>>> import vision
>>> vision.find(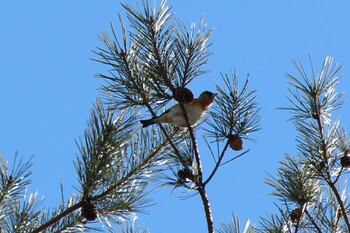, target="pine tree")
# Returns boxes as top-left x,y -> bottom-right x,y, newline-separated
214,56 -> 349,233
0,1 -> 260,232
260,55 -> 350,233
2,1 -> 348,233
